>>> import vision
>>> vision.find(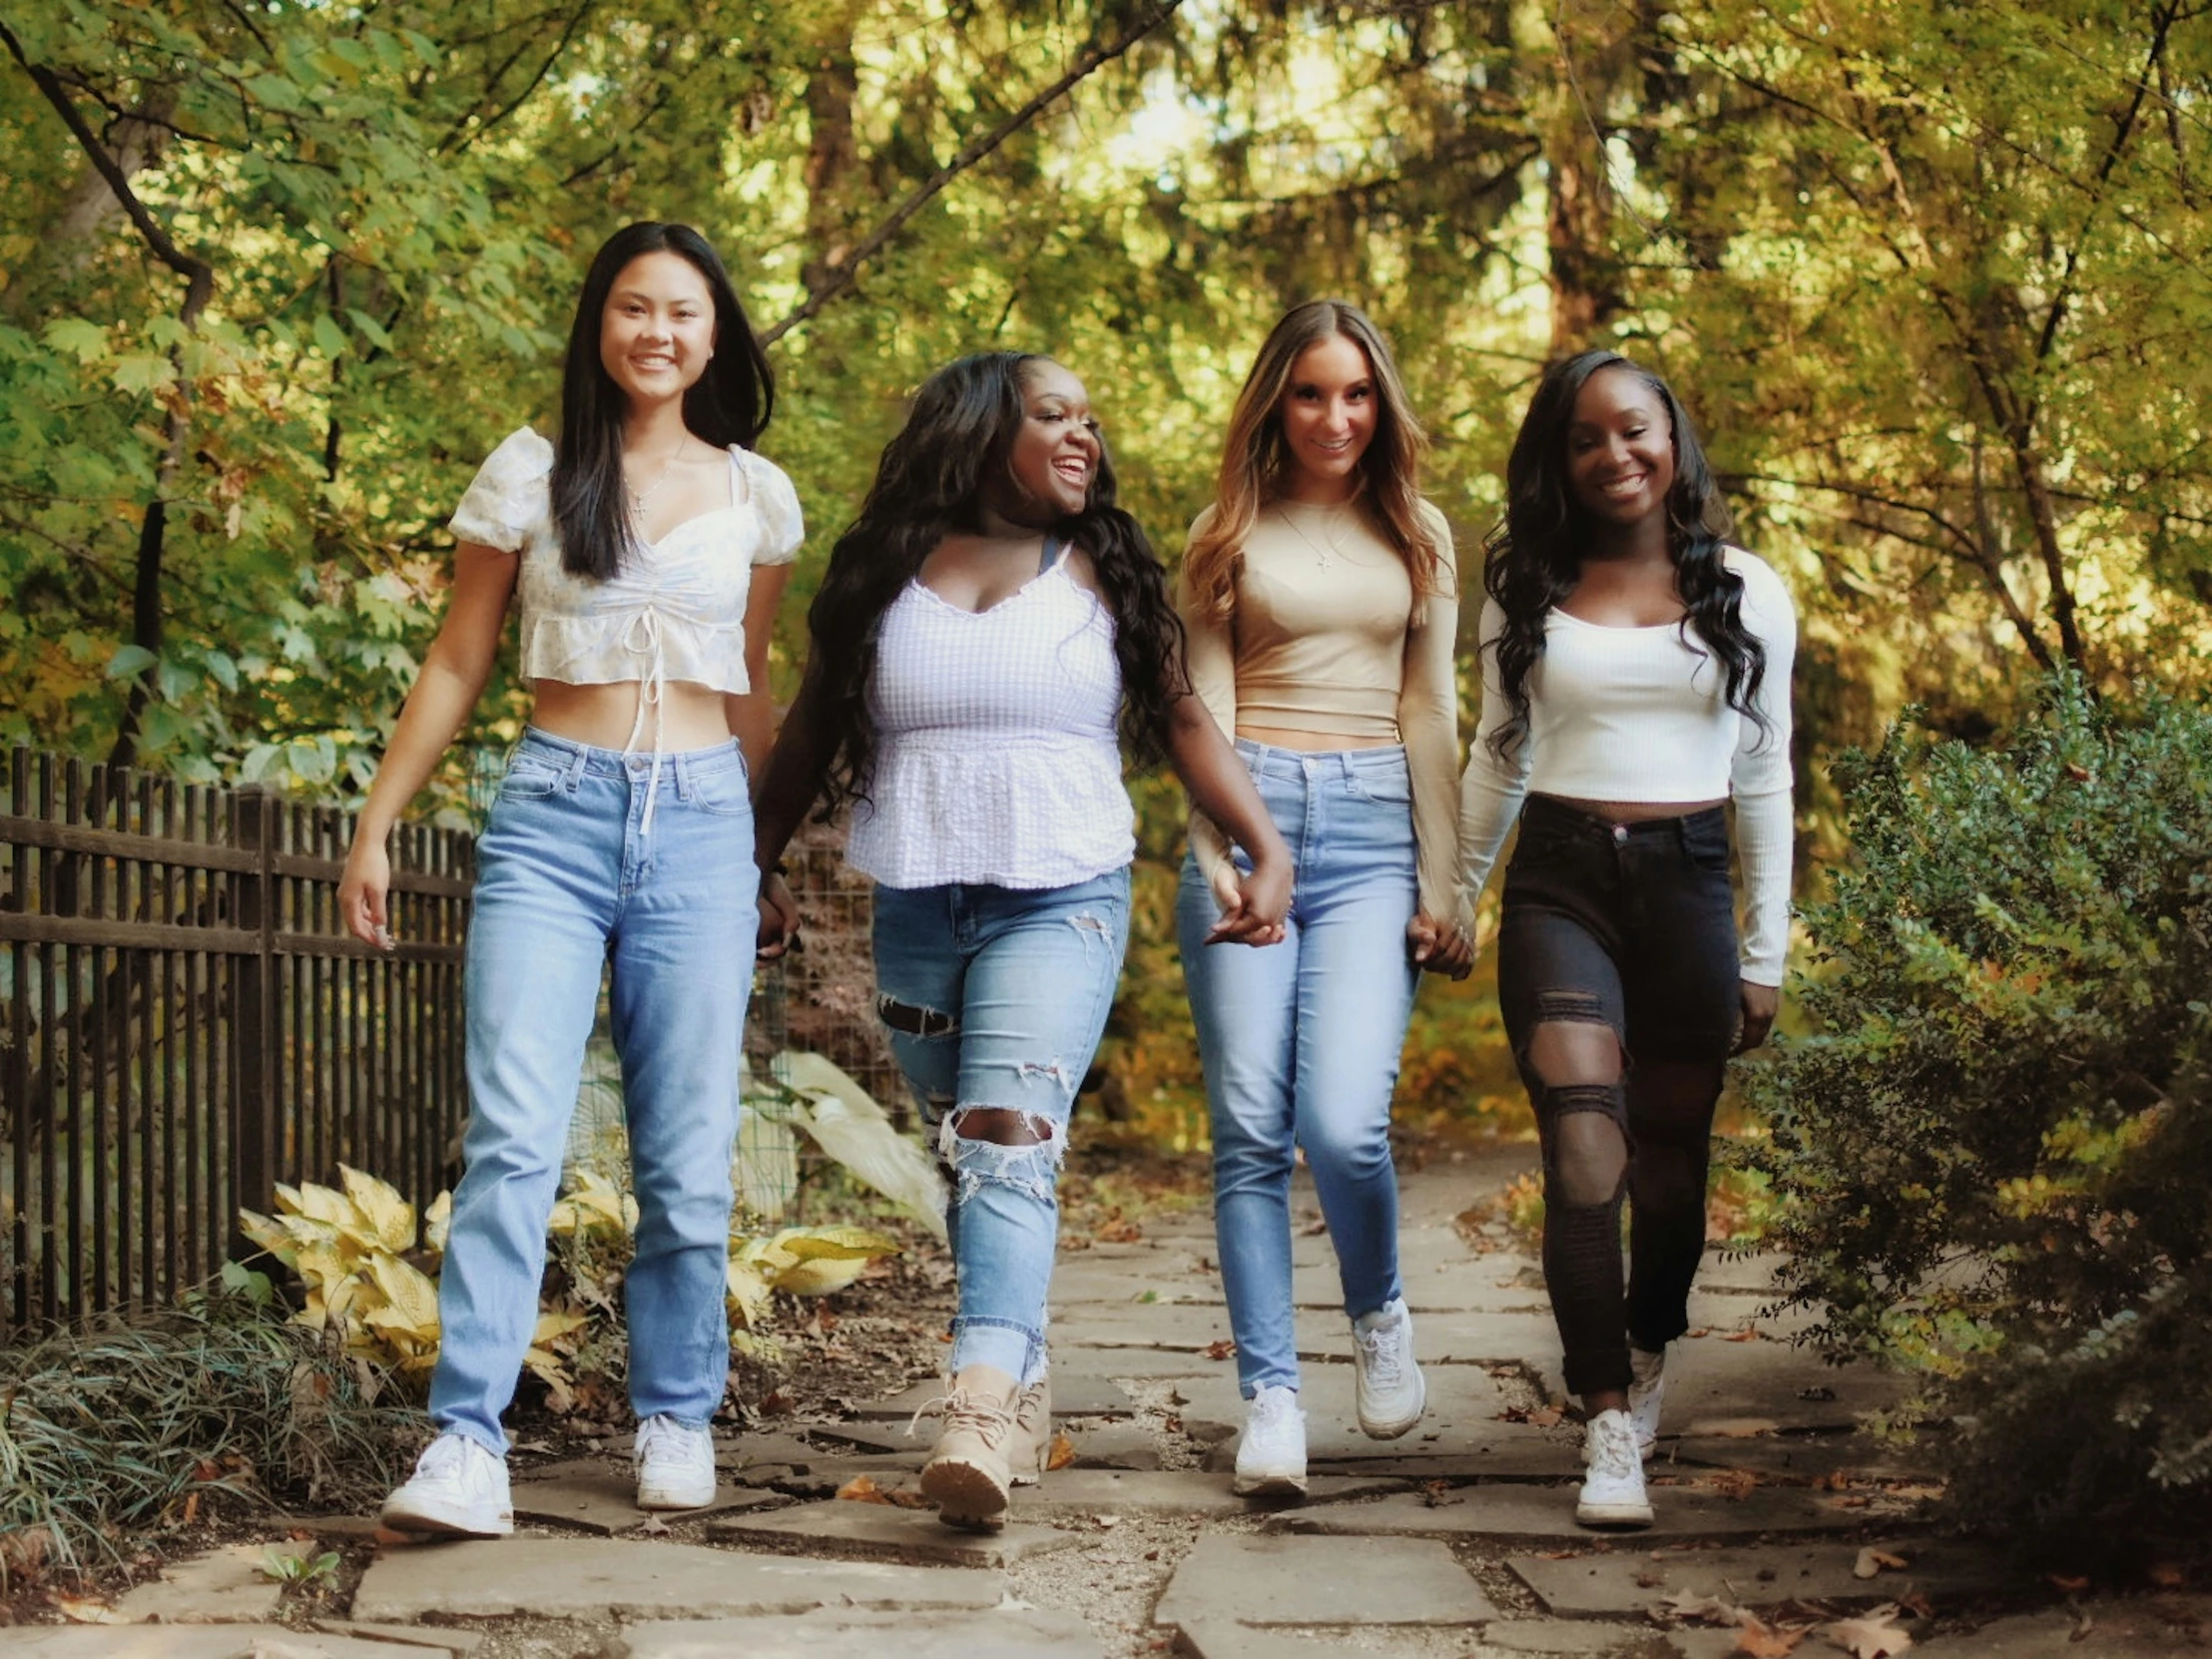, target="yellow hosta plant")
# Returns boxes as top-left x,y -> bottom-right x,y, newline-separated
239,1166 -> 439,1376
